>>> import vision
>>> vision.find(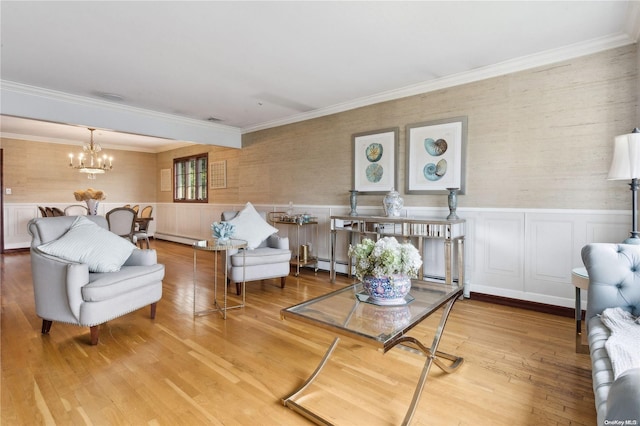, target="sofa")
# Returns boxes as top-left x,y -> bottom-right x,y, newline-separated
581,243 -> 640,425
221,202 -> 291,295
28,215 -> 164,345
